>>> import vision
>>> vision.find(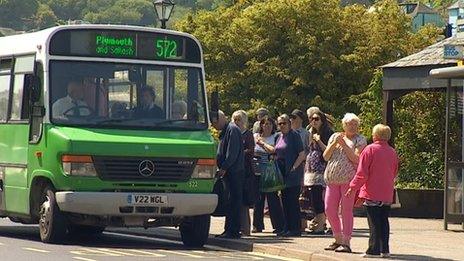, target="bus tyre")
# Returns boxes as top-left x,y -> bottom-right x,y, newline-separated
180,215 -> 210,247
39,186 -> 68,243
